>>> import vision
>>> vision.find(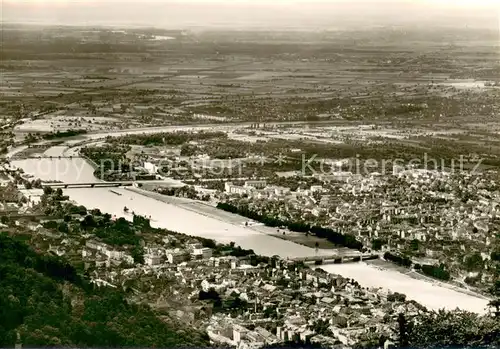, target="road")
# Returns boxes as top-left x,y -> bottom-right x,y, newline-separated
85,118 -> 358,137
5,116 -> 364,161
182,177 -> 268,183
